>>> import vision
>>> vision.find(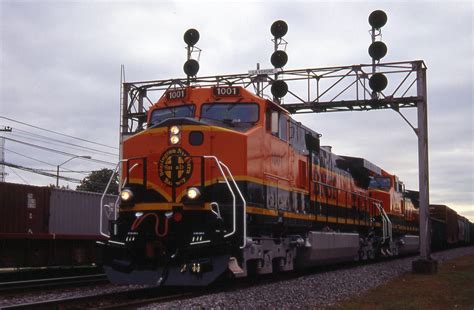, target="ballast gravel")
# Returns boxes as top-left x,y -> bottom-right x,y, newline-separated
142,246 -> 474,309
0,282 -> 146,308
